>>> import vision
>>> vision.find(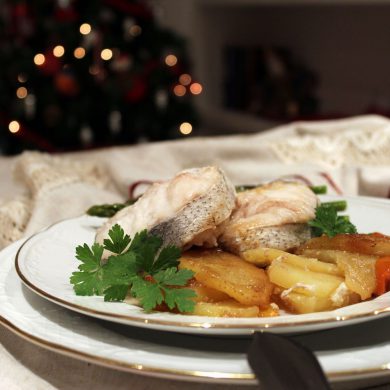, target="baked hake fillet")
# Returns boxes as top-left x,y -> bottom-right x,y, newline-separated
219,181 -> 318,254
96,166 -> 236,254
